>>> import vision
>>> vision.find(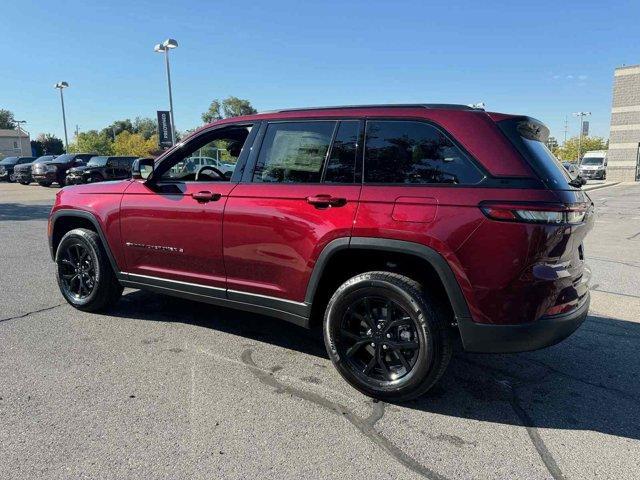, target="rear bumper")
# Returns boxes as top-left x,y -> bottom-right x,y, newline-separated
458,293 -> 589,353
